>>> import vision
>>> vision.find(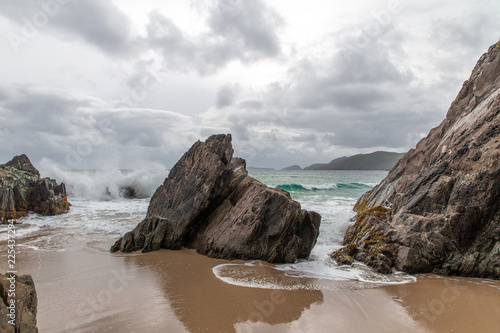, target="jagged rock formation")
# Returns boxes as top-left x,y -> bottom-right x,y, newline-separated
0,154 -> 70,222
112,134 -> 321,263
0,273 -> 38,333
332,41 -> 500,279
